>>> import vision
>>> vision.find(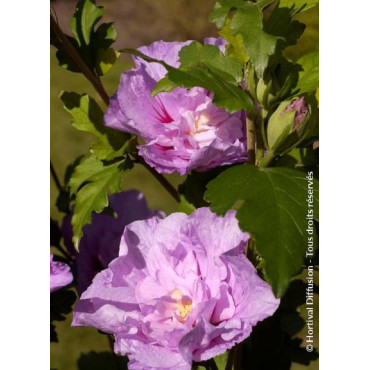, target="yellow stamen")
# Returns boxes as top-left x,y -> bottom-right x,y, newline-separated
176,299 -> 192,322
195,114 -> 210,129
170,289 -> 193,322
171,289 -> 183,300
